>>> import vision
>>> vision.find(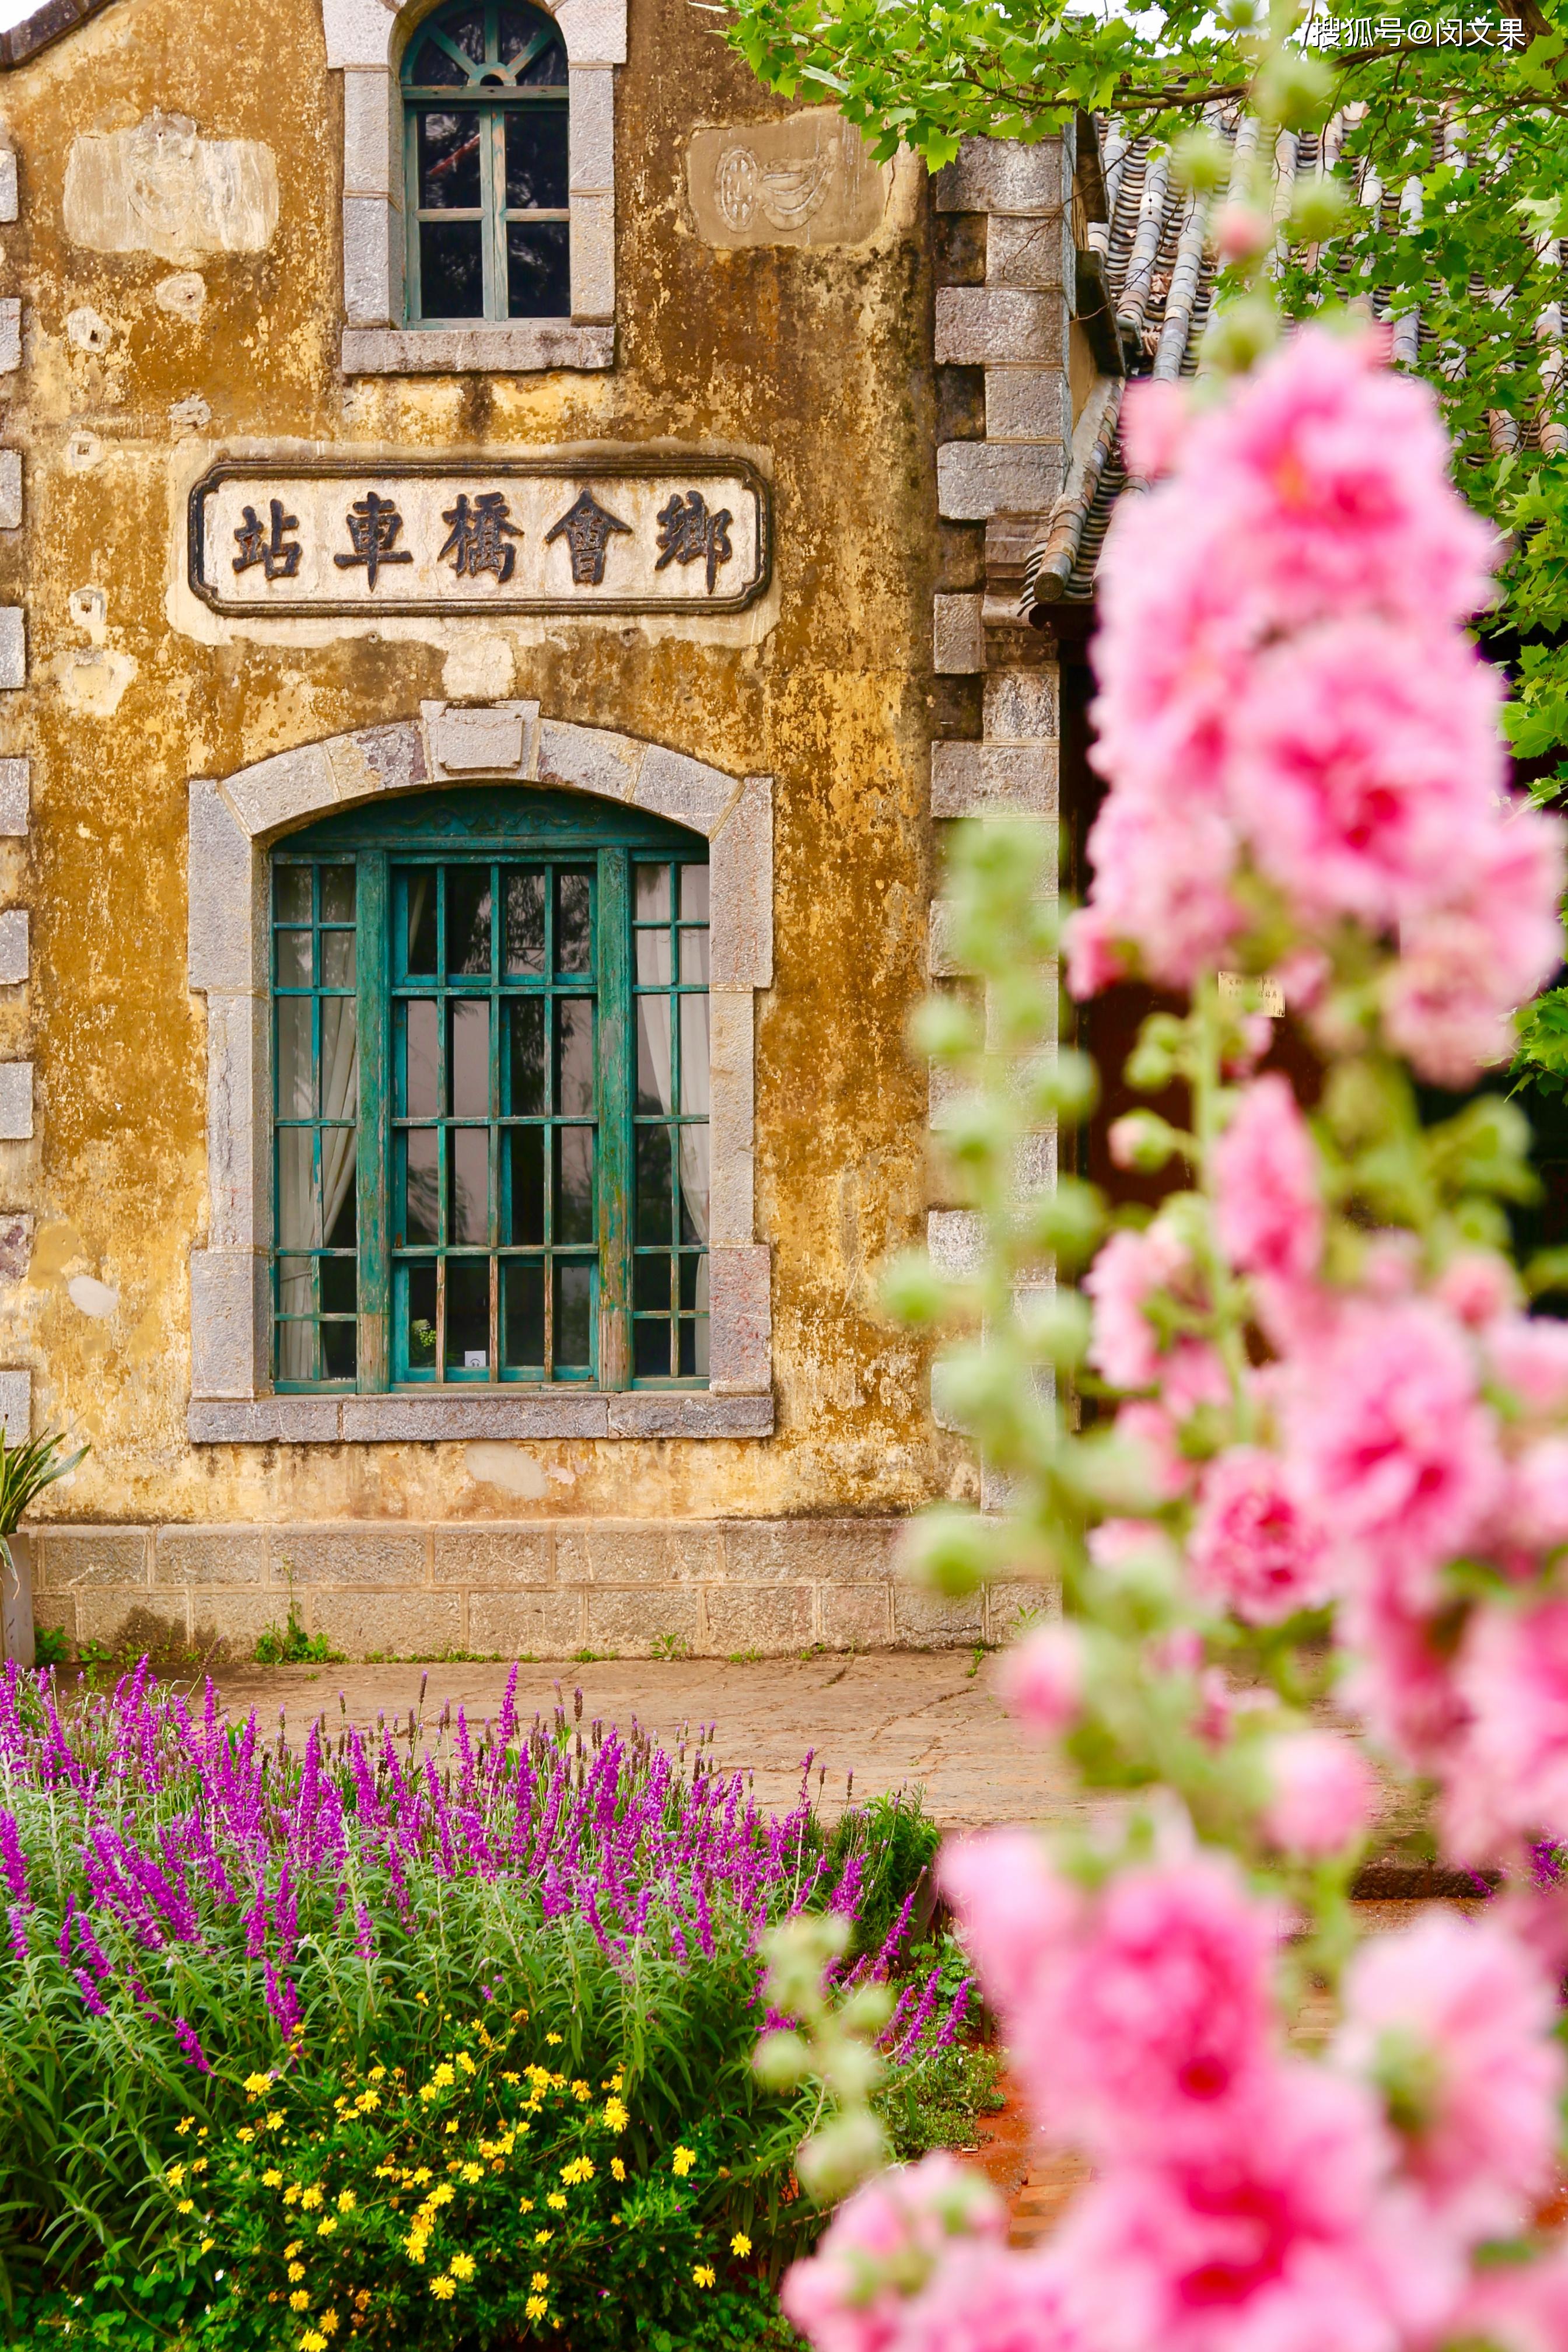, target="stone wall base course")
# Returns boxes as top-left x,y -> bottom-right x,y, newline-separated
586,1587 -> 701,1654
893,1588 -> 986,1646
74,1590 -> 188,1646
723,1518 -> 898,1583
555,1526 -> 725,1584
469,1592 -> 586,1653
704,1585 -> 811,1653
433,1528 -> 555,1586
310,1592 -> 464,1654
821,1586 -> 894,1647
35,1528 -> 150,1591
268,1528 -> 427,1586
156,1529 -> 271,1586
